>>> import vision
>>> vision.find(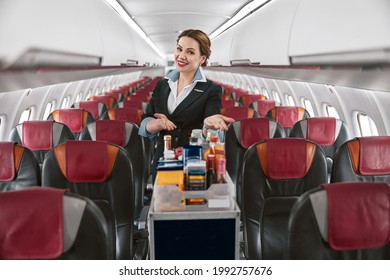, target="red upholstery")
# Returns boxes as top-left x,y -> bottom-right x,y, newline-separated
221,107 -> 256,120
0,187 -> 66,259
358,137 -> 390,175
96,120 -> 125,147
240,118 -> 270,149
239,94 -> 266,106
79,101 -> 100,119
107,108 -> 142,126
89,96 -> 117,109
0,142 -> 16,181
266,138 -> 308,179
65,140 -> 109,182
59,109 -> 84,133
123,100 -> 143,110
22,121 -> 53,150
307,117 -> 336,146
324,182 -> 390,250
253,100 -> 275,117
274,107 -> 299,128
221,100 -> 235,109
